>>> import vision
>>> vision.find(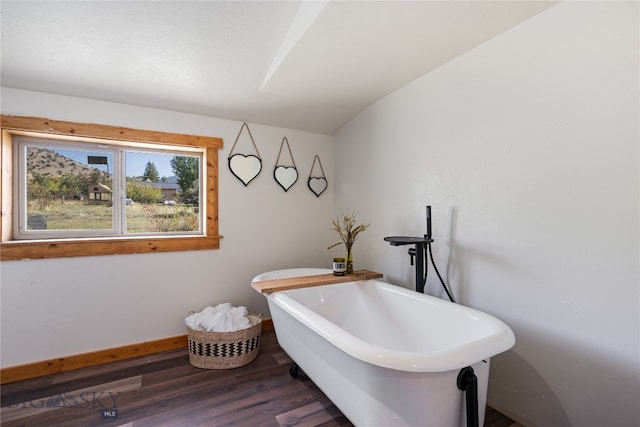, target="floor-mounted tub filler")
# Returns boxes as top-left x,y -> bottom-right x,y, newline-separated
252,268 -> 515,427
